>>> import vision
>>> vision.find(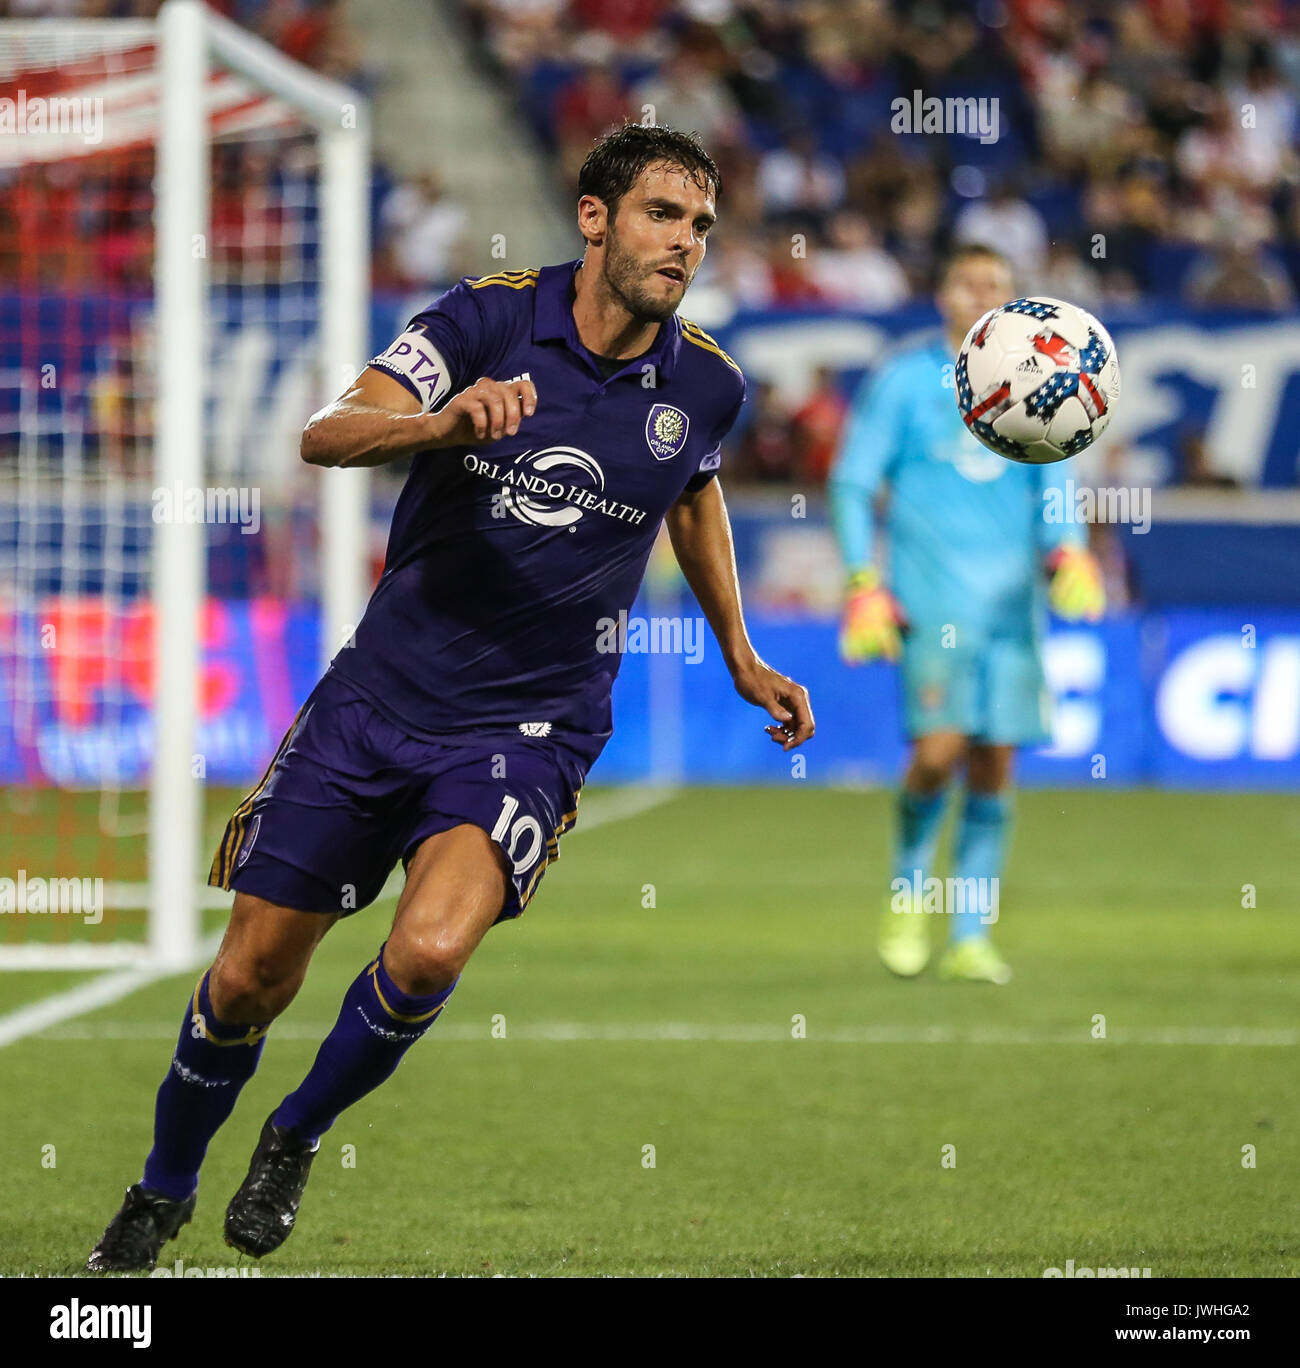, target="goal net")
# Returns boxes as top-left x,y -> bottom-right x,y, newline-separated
0,0 -> 369,969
